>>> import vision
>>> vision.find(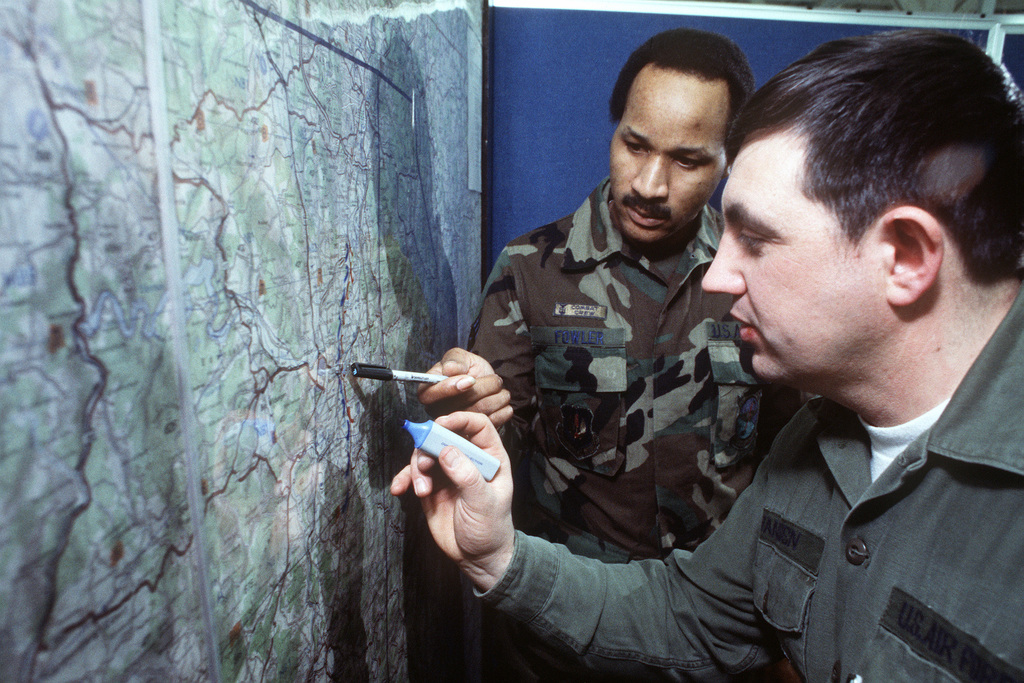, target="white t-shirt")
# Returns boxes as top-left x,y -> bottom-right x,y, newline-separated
859,399 -> 950,482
